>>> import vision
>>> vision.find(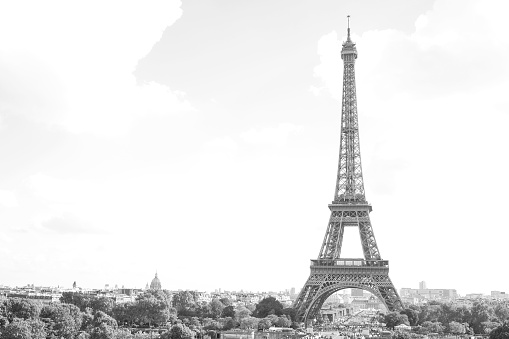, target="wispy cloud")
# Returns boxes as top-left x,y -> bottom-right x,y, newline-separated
240,123 -> 302,147
0,190 -> 18,208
